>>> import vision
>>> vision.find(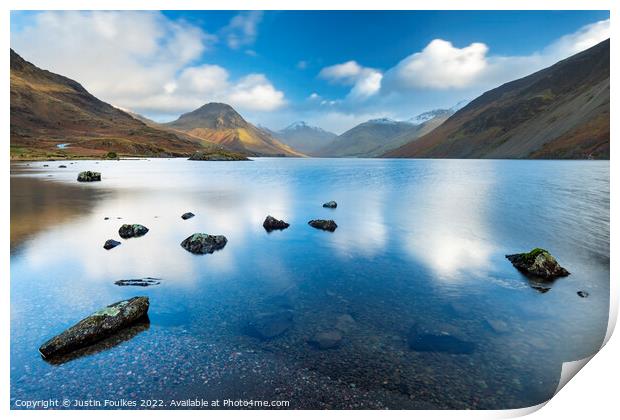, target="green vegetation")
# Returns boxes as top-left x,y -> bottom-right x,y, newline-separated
522,248 -> 549,262
106,151 -> 118,159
